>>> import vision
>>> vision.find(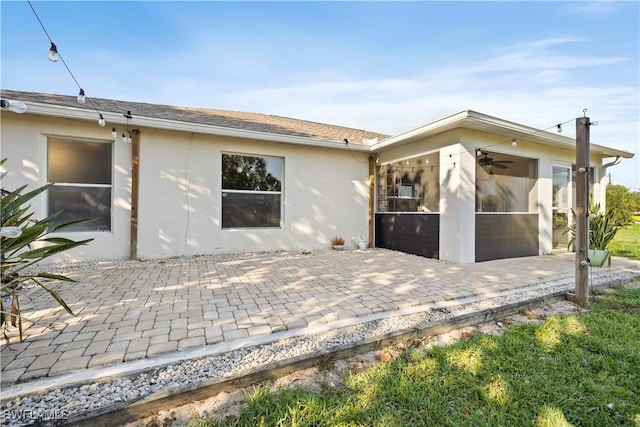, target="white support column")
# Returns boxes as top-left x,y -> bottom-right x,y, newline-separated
439,144 -> 476,263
